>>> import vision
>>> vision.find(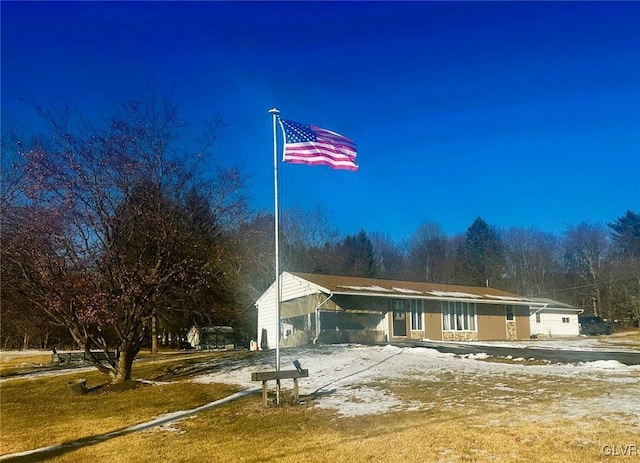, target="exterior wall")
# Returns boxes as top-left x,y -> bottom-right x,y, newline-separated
442,331 -> 478,341
257,293 -> 278,349
424,300 -> 442,341
256,273 -> 327,349
514,305 -> 531,340
477,304 -> 507,341
530,310 -> 580,337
